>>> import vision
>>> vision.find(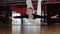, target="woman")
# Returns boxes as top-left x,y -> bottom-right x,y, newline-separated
14,7 -> 46,25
